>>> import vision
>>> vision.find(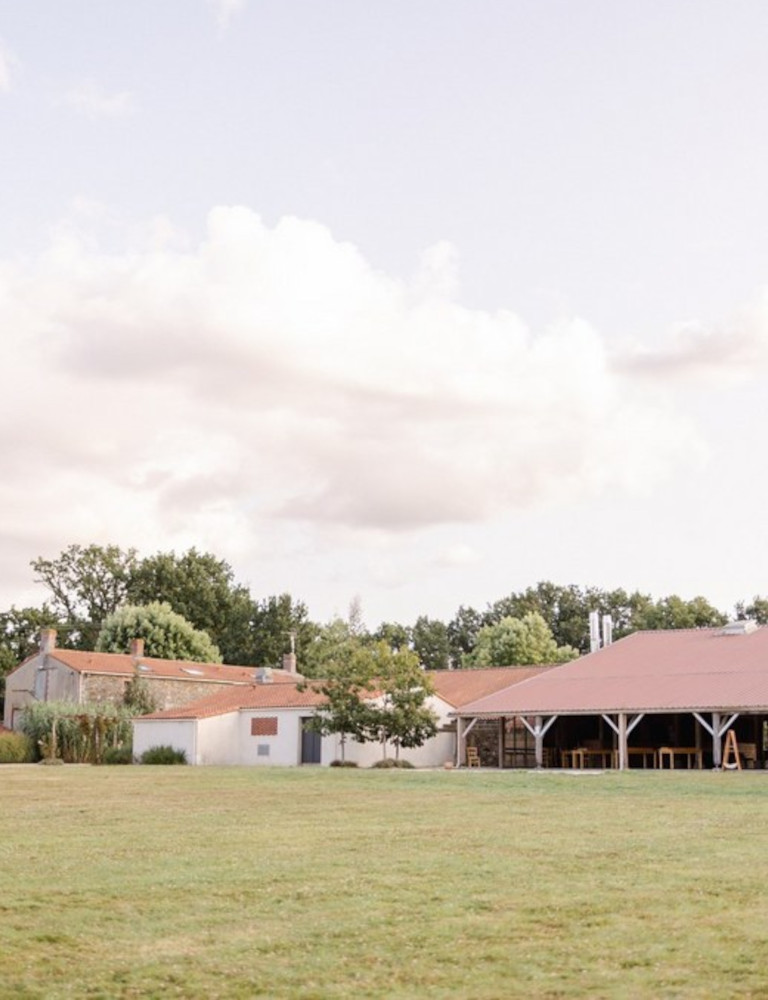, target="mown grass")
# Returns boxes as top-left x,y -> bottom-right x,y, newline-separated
2,766 -> 768,999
